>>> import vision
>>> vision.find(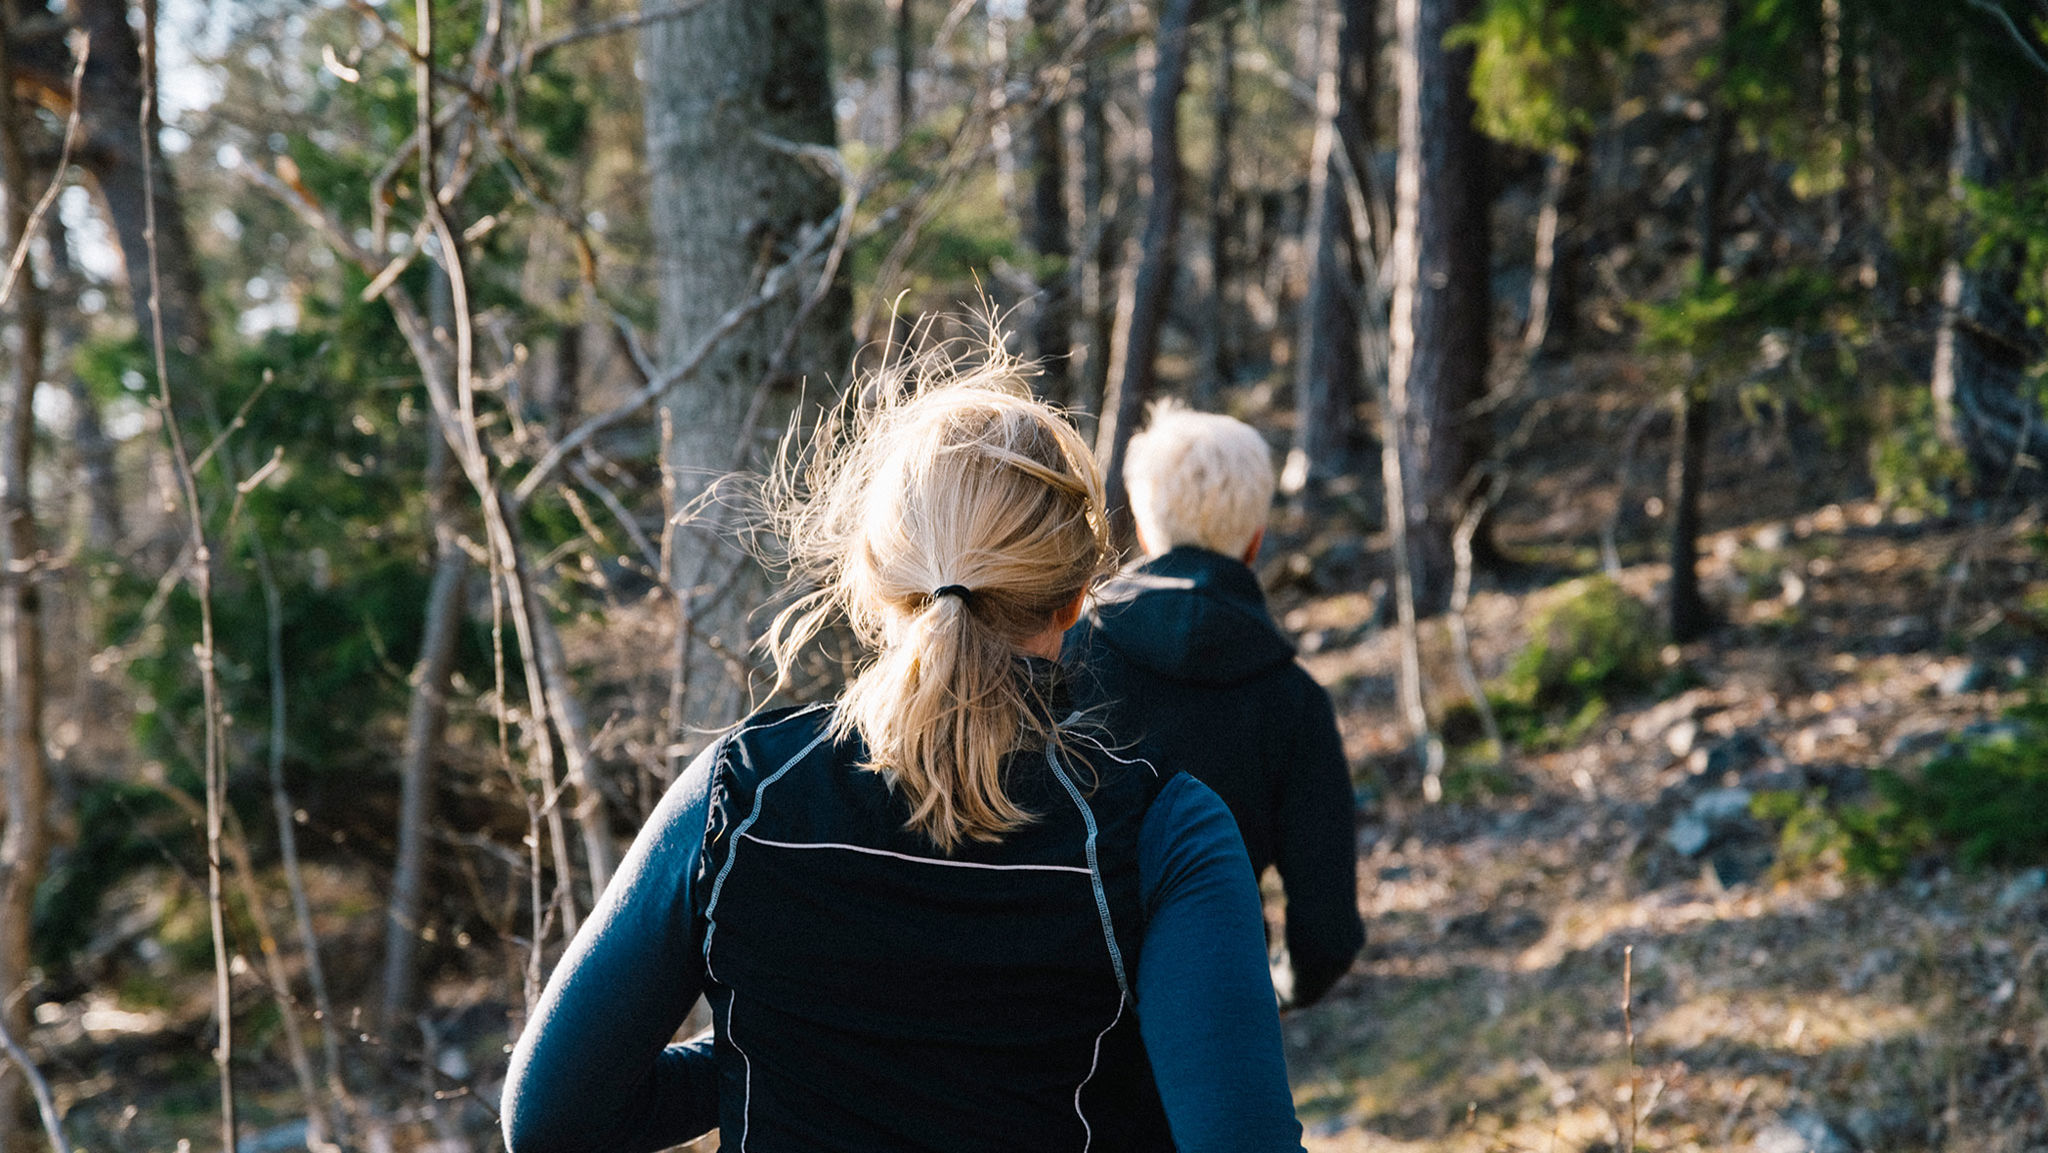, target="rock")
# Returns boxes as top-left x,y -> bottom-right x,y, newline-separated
1666,718 -> 1701,758
1845,1103 -> 1923,1151
1840,947 -> 1899,994
238,1122 -> 310,1153
1882,722 -> 1951,760
1629,691 -> 1708,745
1667,787 -> 1756,858
1667,813 -> 1712,858
1694,786 -> 1756,825
1708,842 -> 1774,889
1937,659 -> 2002,696
1996,867 -> 2048,912
1753,1109 -> 1856,1153
1706,732 -> 1772,777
